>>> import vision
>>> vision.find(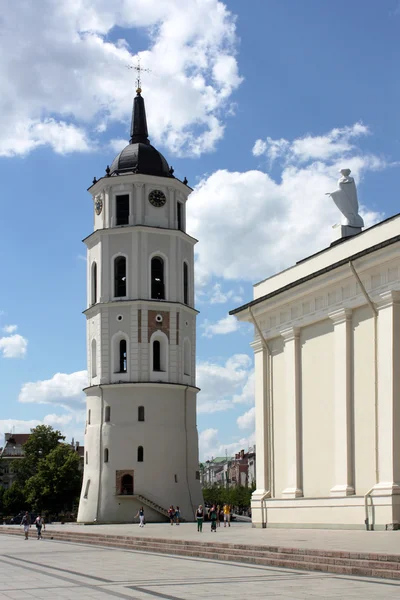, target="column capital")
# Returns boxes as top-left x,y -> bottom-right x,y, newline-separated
376,290 -> 400,311
250,338 -> 264,354
280,326 -> 299,343
134,182 -> 144,188
329,308 -> 352,325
